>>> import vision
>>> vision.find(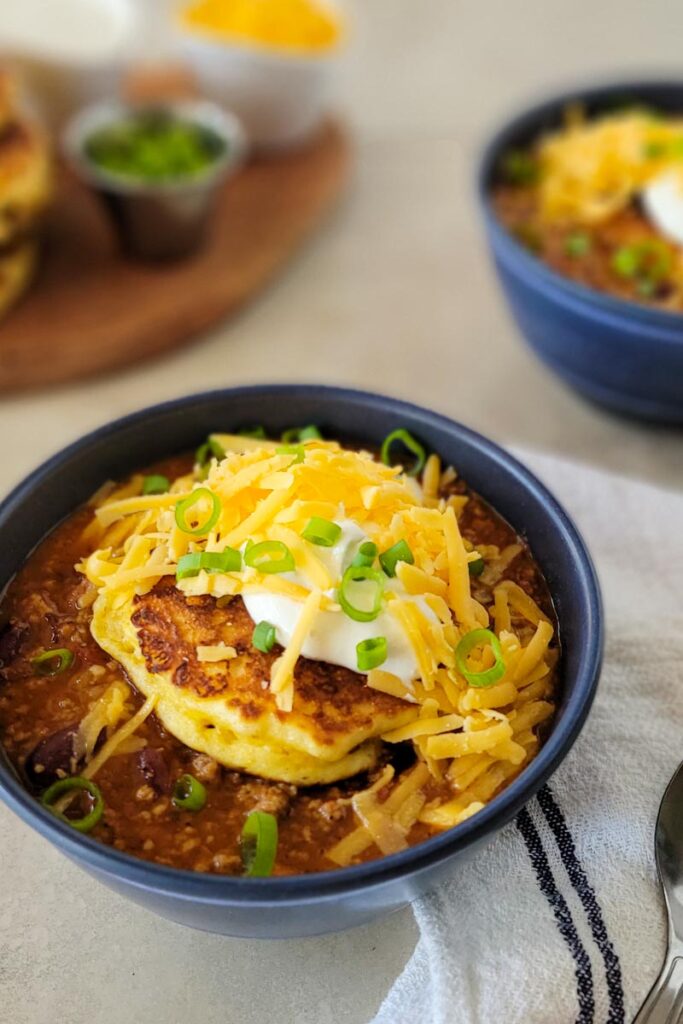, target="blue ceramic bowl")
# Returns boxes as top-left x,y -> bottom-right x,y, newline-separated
0,386 -> 602,938
479,80 -> 683,424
